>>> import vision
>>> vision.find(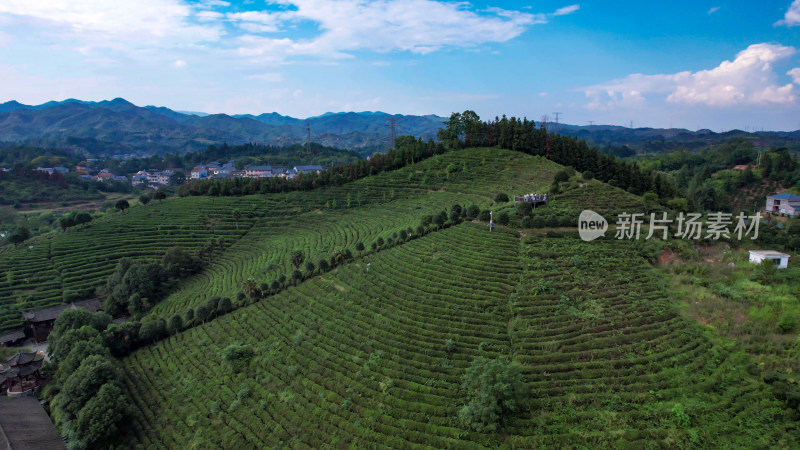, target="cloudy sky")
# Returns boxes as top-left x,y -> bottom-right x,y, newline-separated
0,0 -> 799,130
